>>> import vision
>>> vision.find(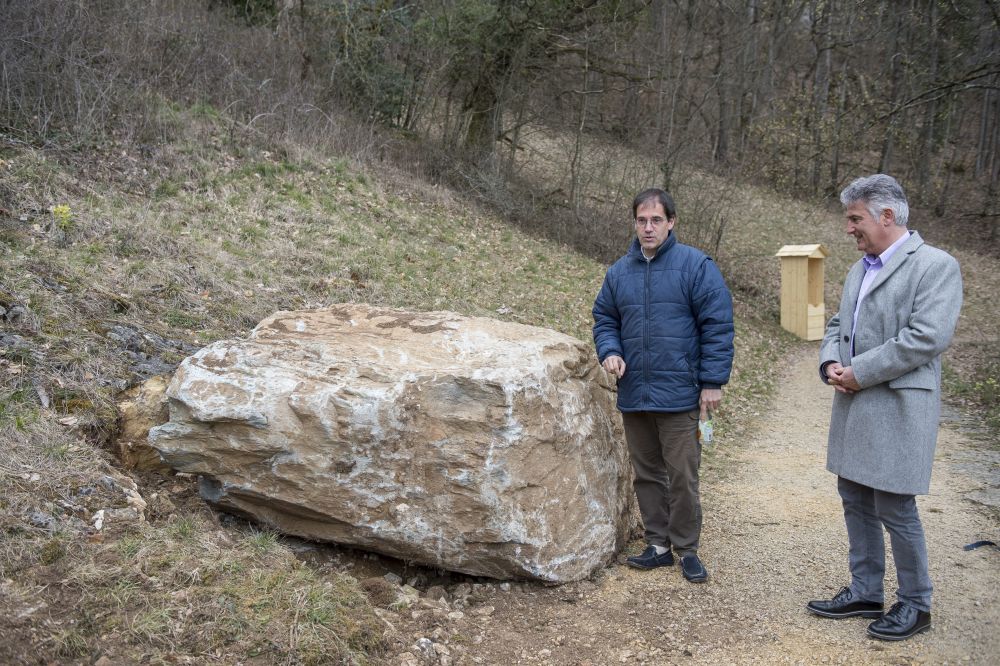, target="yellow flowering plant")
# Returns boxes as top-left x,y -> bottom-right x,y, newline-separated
50,204 -> 73,230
